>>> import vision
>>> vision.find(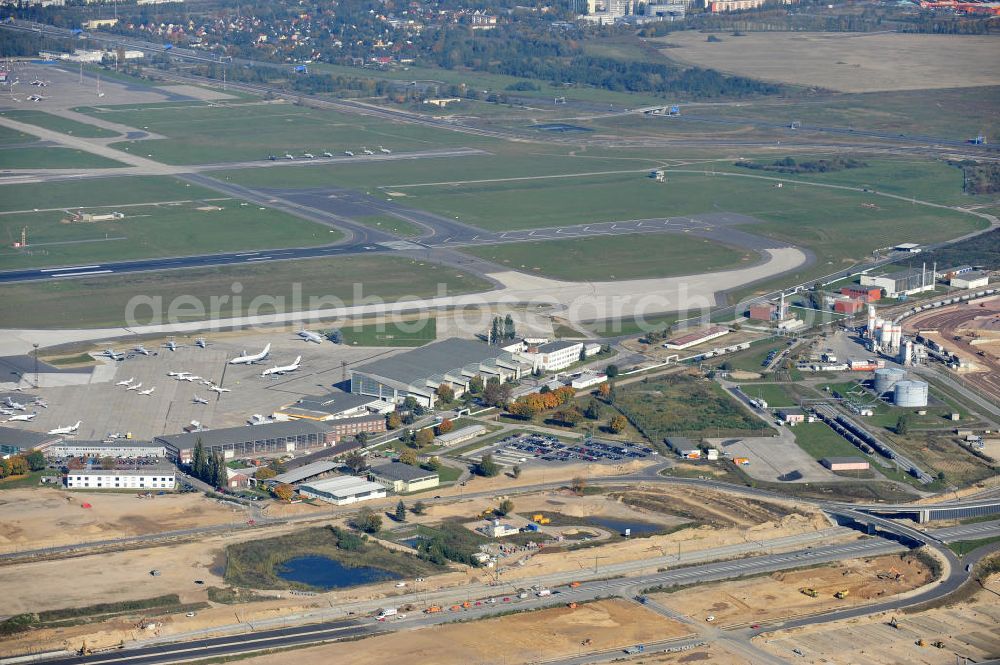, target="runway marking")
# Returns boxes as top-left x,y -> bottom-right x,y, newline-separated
48,269 -> 113,278
40,265 -> 99,272
245,256 -> 272,261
